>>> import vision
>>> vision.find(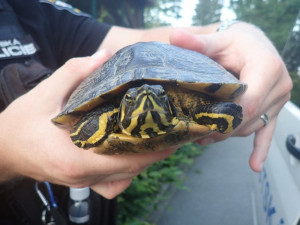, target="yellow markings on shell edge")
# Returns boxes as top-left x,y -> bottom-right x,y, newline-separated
194,112 -> 235,133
